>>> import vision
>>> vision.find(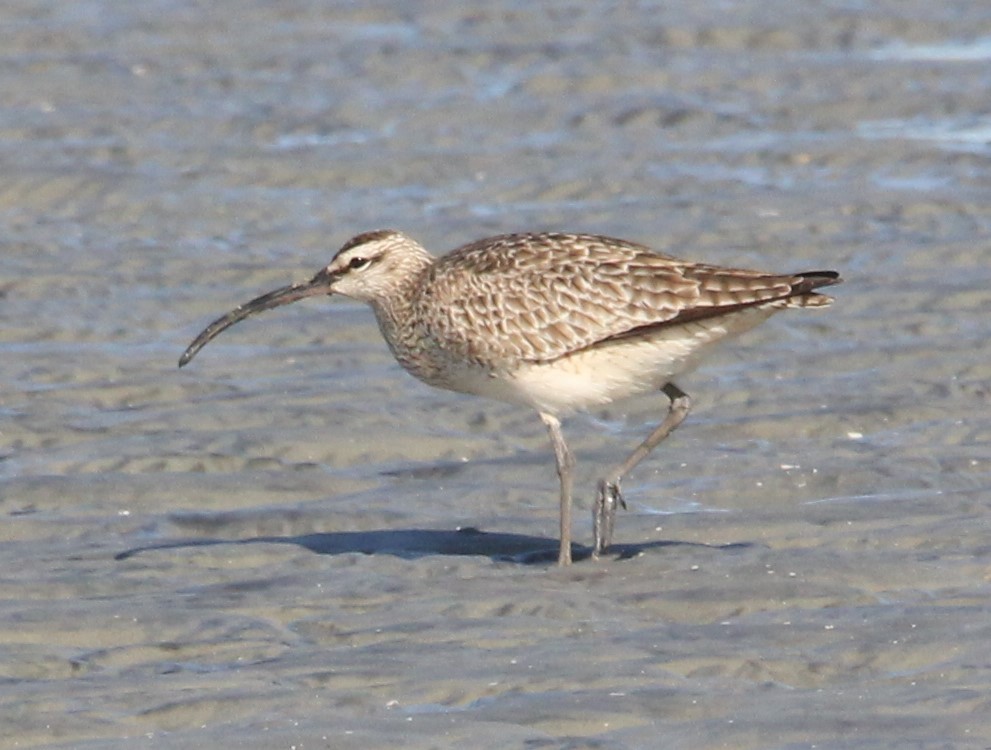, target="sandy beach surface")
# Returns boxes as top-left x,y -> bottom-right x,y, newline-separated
2,1 -> 990,748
